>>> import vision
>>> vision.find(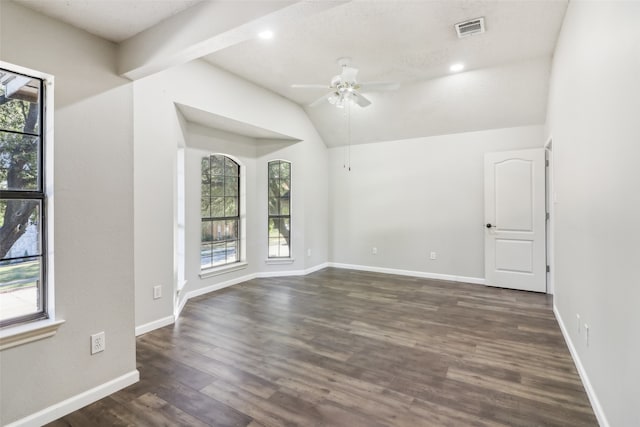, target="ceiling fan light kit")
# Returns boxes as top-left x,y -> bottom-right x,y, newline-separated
292,57 -> 399,109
